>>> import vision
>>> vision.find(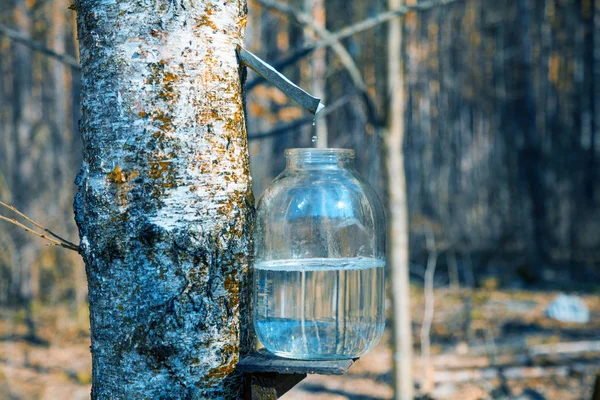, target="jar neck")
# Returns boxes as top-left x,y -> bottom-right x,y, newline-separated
285,148 -> 356,170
